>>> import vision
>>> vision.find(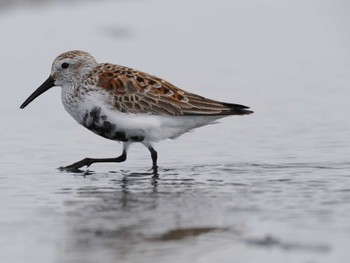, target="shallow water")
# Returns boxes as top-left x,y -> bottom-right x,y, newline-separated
1,1 -> 350,263
2,161 -> 350,263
